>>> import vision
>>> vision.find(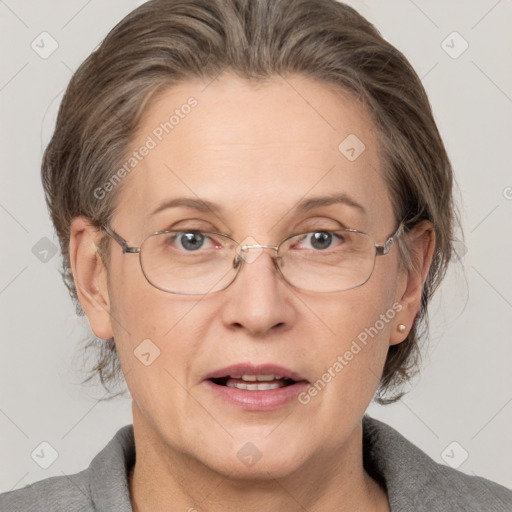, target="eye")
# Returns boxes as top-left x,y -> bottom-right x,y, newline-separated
167,231 -> 219,251
178,232 -> 205,251
294,231 -> 344,251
